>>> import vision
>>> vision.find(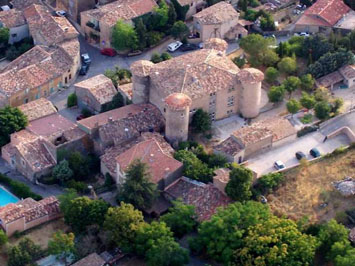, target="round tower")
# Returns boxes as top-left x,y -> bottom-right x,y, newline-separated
130,60 -> 154,104
164,93 -> 192,145
237,68 -> 264,118
203,38 -> 228,55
